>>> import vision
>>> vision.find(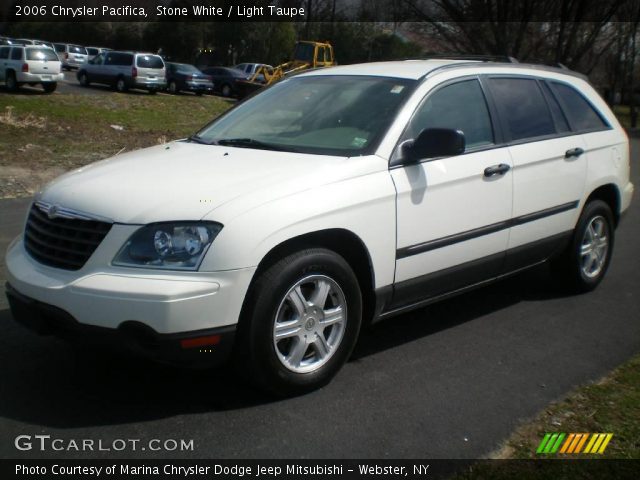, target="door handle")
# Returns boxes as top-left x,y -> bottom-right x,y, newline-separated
565,147 -> 584,158
484,163 -> 511,177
